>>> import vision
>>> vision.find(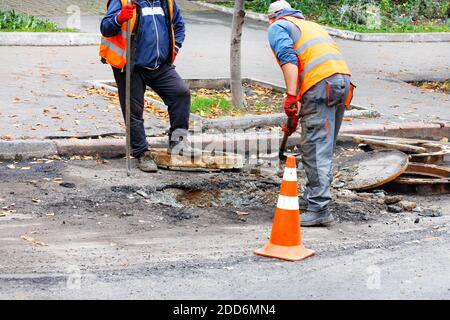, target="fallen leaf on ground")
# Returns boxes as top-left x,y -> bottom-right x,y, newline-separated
66,92 -> 85,99
21,235 -> 48,246
440,137 -> 448,143
0,210 -> 16,217
1,134 -> 12,141
7,164 -> 16,169
32,198 -> 41,203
